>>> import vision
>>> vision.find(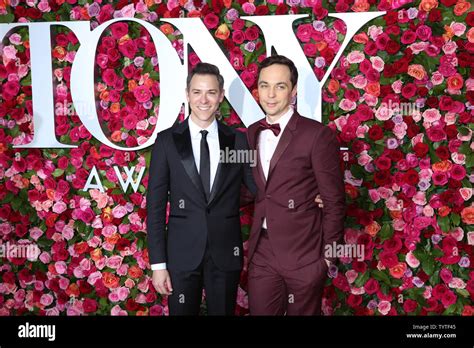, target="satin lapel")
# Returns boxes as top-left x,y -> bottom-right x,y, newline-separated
267,112 -> 299,183
172,119 -> 206,201
249,123 -> 267,188
208,122 -> 235,205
